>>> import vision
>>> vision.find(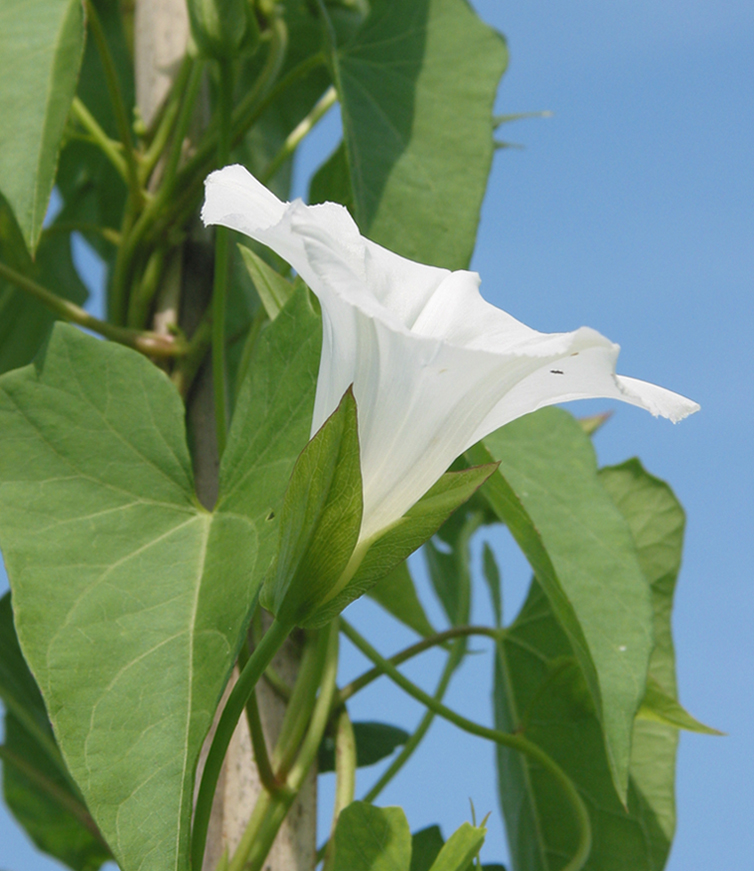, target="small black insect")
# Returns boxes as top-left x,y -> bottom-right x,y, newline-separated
266,510 -> 276,521
550,369 -> 564,375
